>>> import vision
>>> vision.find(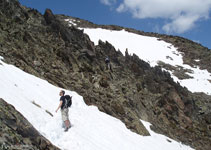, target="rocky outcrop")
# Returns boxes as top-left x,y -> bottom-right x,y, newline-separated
0,0 -> 211,150
0,98 -> 59,150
